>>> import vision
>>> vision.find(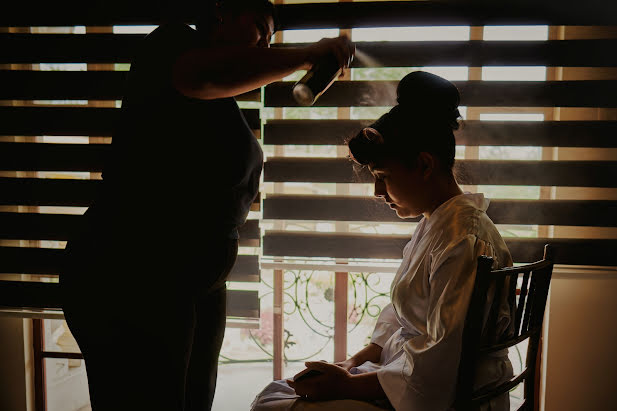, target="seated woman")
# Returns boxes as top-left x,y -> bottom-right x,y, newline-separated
251,71 -> 514,411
